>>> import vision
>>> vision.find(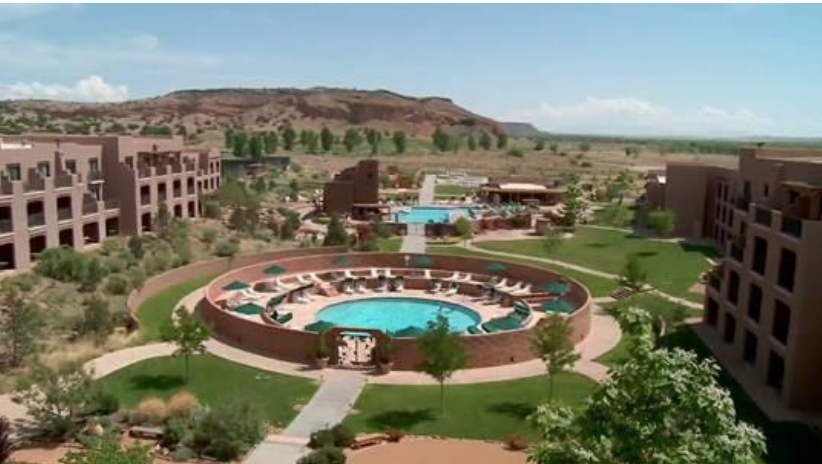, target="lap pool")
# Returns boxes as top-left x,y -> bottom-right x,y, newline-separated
316,297 -> 480,335
394,206 -> 476,224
